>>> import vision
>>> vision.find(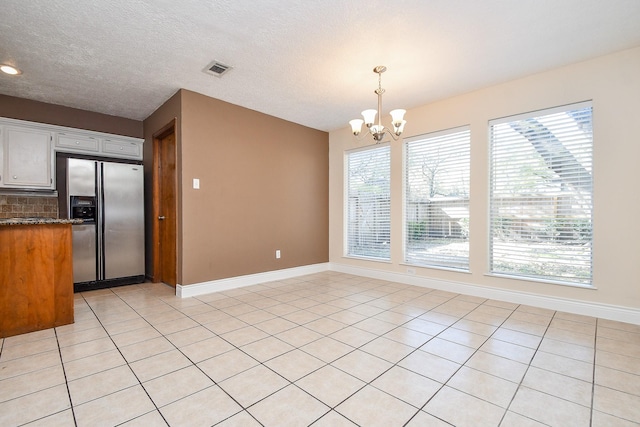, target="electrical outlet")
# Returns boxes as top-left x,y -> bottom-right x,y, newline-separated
407,268 -> 416,275
193,178 -> 200,189
275,250 -> 281,259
